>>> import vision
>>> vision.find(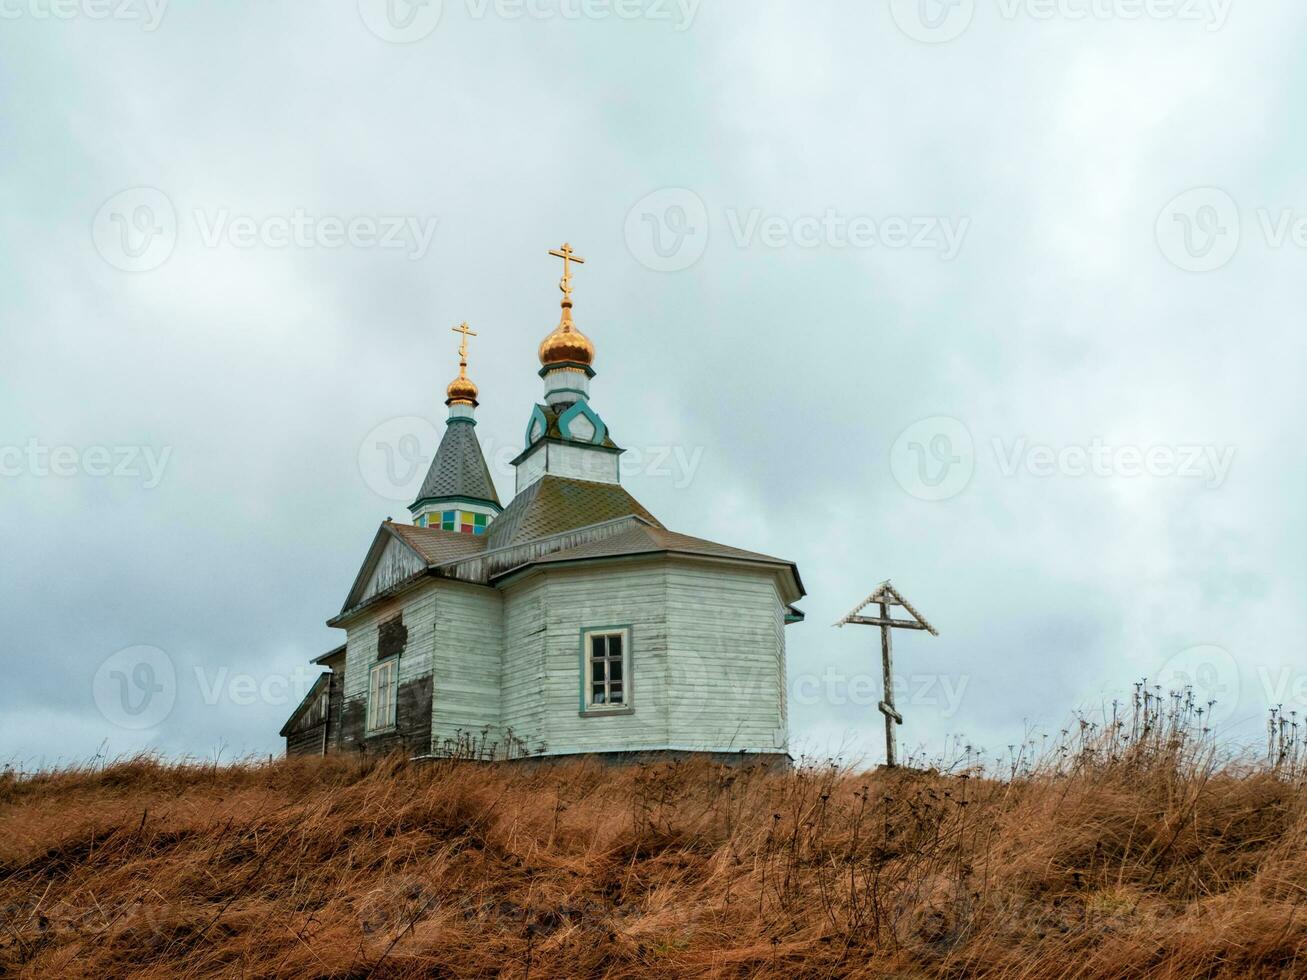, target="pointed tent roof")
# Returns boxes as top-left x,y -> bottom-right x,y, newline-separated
411,421 -> 501,510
